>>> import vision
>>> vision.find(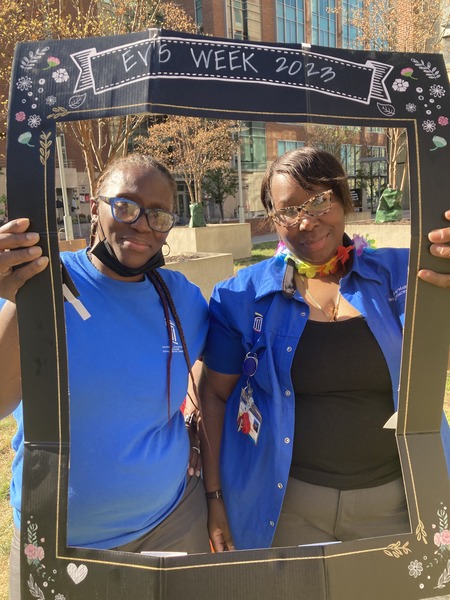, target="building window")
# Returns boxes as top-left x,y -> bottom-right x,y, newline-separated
276,0 -> 305,44
341,143 -> 361,177
311,0 -> 337,47
241,122 -> 267,170
341,0 -> 362,48
227,0 -> 248,40
277,140 -> 305,155
195,0 -> 202,26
